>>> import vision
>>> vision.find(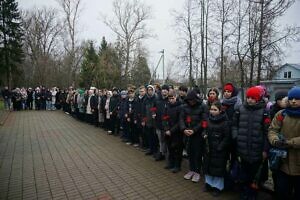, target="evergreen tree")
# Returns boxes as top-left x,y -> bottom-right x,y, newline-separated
79,41 -> 98,88
131,54 -> 151,86
0,0 -> 23,88
94,44 -> 122,89
99,36 -> 107,53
